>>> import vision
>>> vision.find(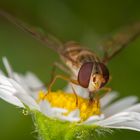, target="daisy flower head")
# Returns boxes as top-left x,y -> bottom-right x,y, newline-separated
0,57 -> 140,140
